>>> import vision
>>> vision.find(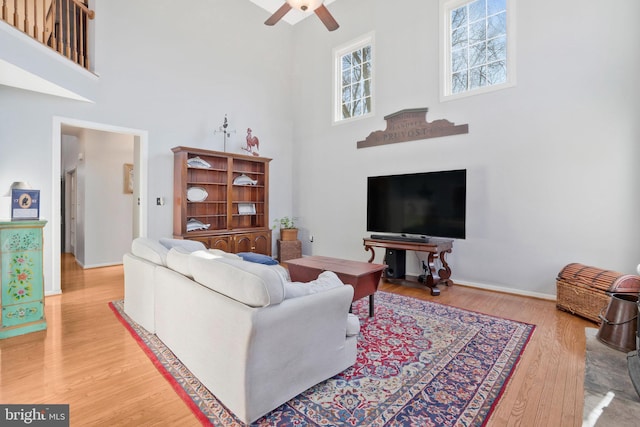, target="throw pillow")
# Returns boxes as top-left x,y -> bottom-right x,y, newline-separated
236,252 -> 278,265
284,271 -> 344,299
